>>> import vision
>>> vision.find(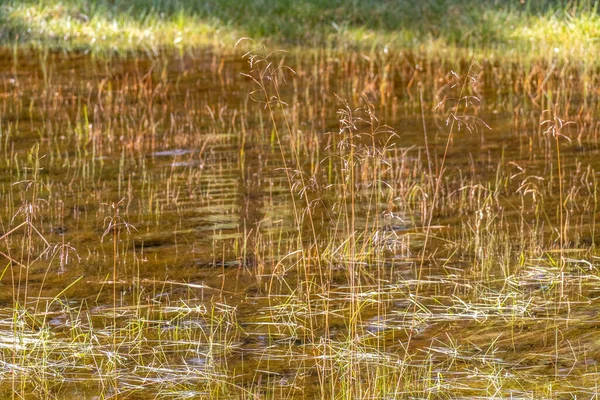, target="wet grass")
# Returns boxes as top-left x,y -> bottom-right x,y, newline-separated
2,5 -> 600,397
